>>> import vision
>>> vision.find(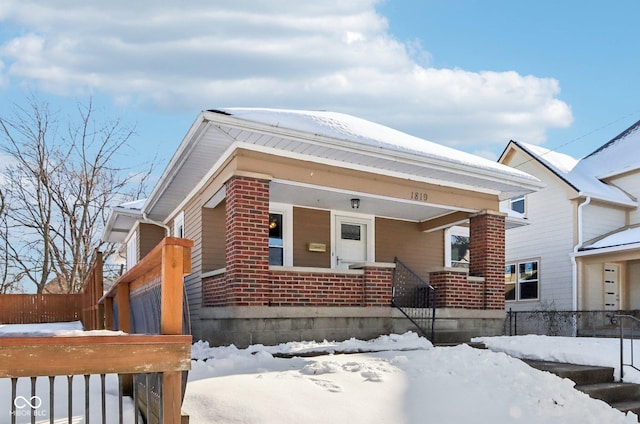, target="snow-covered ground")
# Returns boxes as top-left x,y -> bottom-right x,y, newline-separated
1,323 -> 639,423
183,333 -> 639,424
